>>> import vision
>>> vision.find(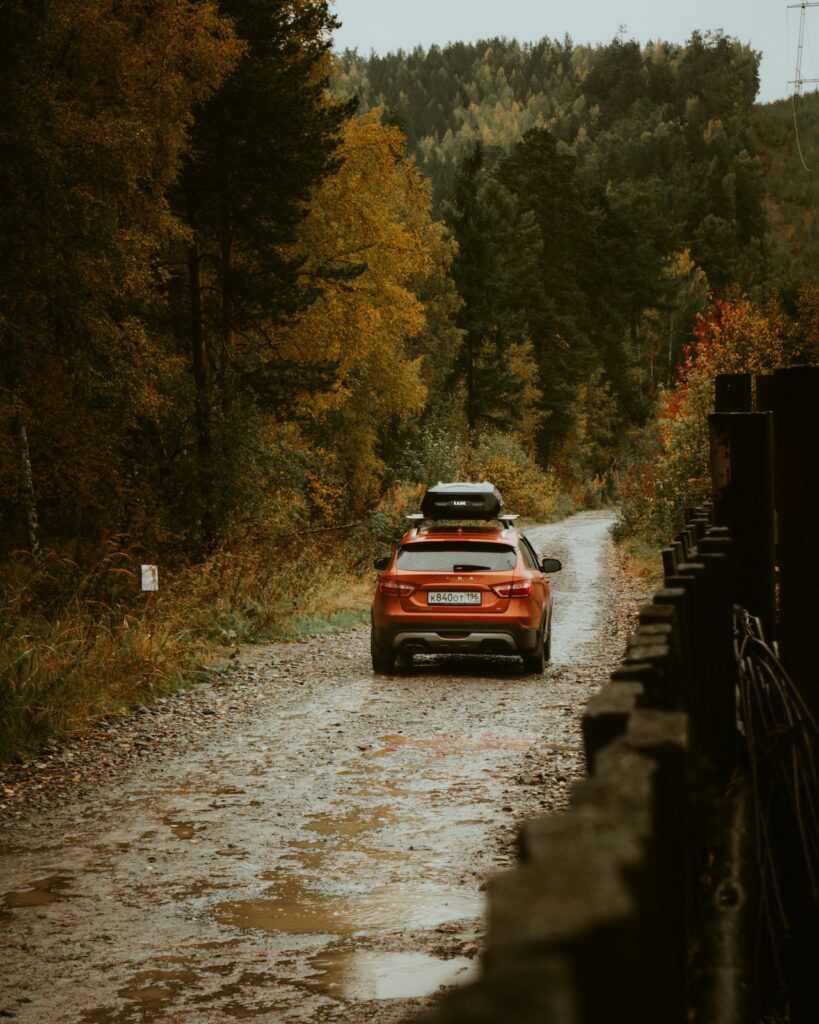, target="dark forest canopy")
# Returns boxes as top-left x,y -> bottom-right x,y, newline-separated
2,16 -> 818,564
334,33 -> 759,200
333,31 -> 796,465
333,31 -> 819,294
753,90 -> 819,284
